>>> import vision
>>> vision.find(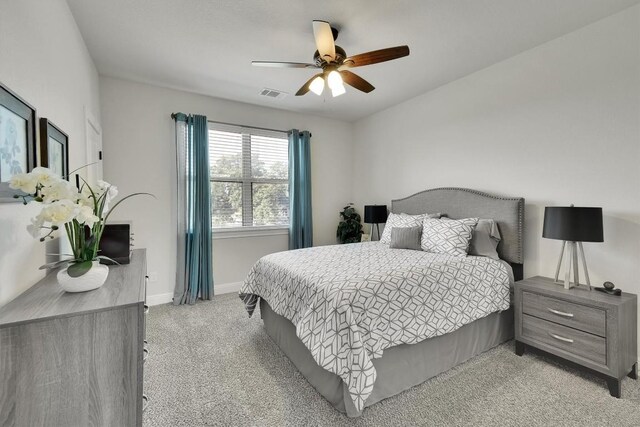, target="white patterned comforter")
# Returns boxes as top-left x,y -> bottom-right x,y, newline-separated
239,242 -> 511,412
